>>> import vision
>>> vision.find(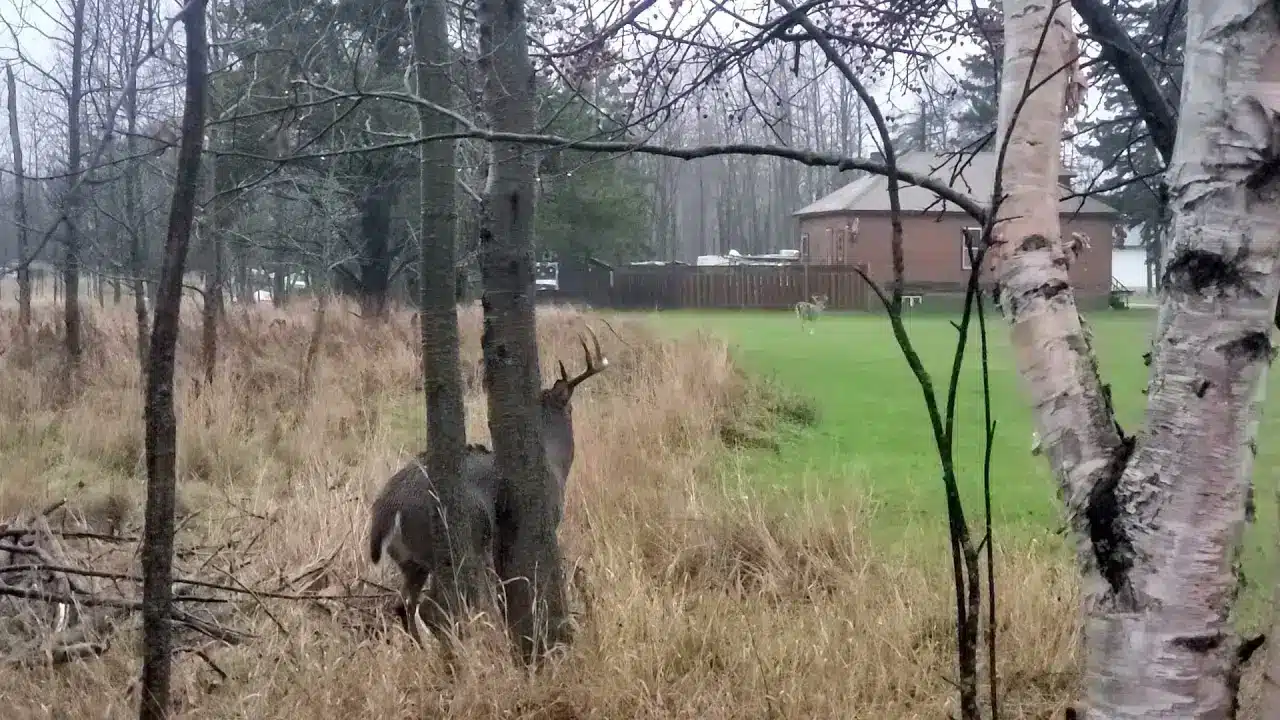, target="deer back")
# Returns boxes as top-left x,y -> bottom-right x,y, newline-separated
369,448 -> 499,566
